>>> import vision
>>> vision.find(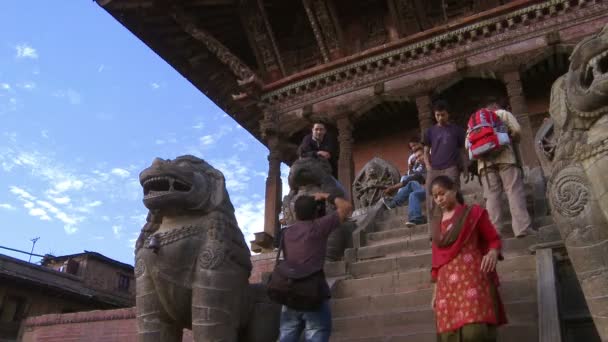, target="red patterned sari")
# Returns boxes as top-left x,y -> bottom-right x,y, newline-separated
431,204 -> 507,335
